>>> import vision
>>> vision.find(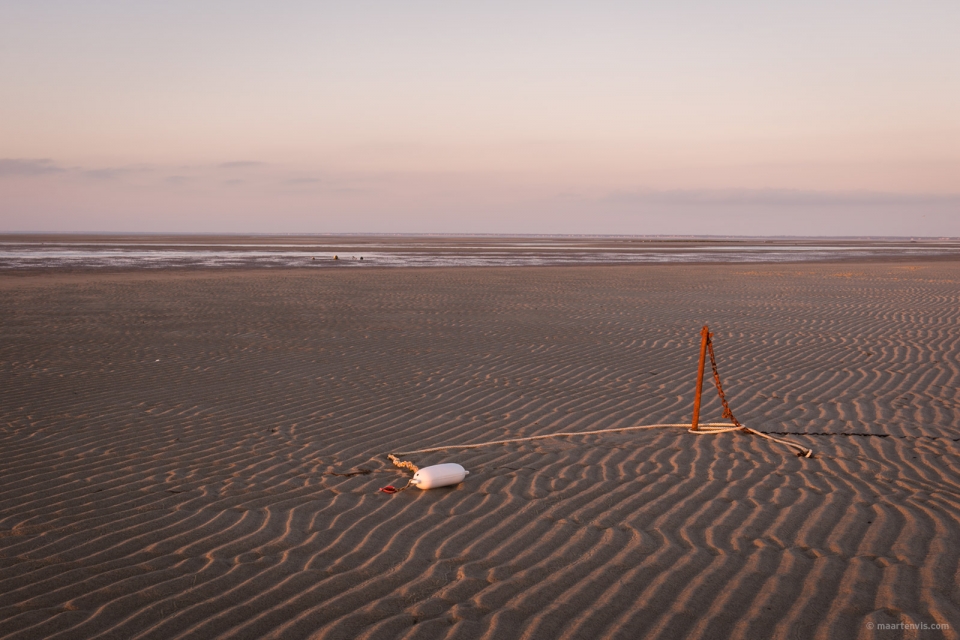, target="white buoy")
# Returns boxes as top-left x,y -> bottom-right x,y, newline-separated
411,463 -> 469,490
